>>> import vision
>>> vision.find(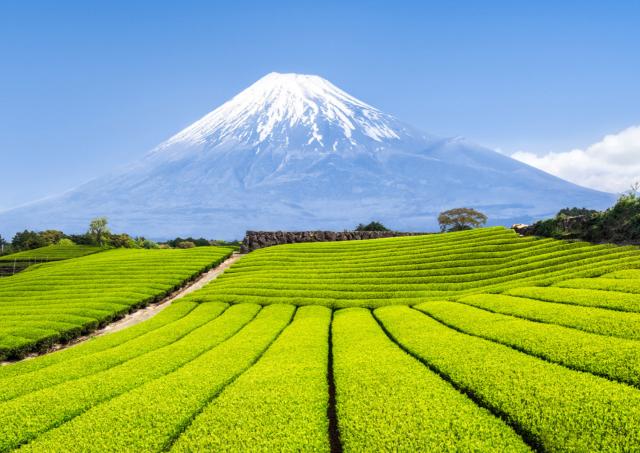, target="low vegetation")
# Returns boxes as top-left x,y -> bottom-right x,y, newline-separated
0,246 -> 234,360
526,186 -> 640,244
185,227 -> 640,308
1,227 -> 640,450
0,244 -> 103,263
